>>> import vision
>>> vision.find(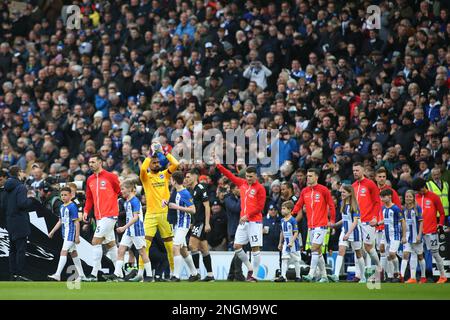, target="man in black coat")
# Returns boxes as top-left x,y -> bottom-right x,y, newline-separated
2,166 -> 35,280
0,170 -> 8,228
